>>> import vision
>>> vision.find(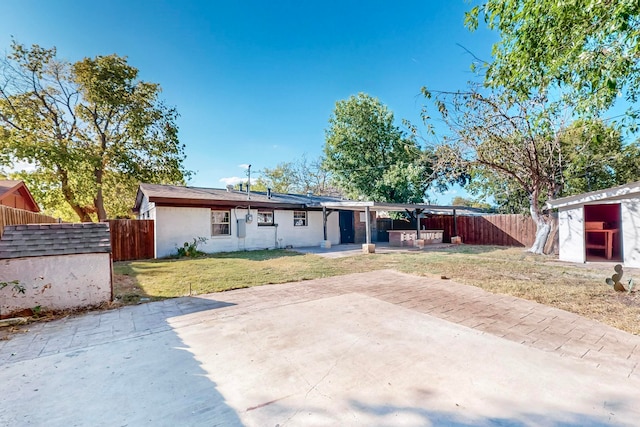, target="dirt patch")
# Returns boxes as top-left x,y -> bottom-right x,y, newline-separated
113,272 -> 150,304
